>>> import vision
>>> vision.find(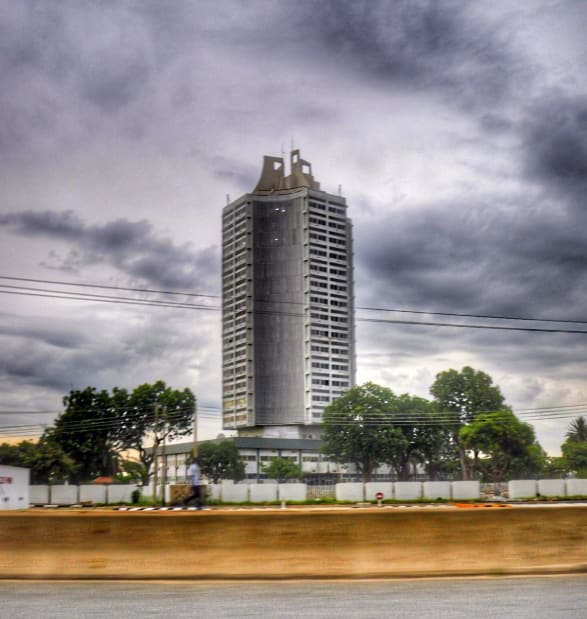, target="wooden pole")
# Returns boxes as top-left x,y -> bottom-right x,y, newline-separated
151,404 -> 160,504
